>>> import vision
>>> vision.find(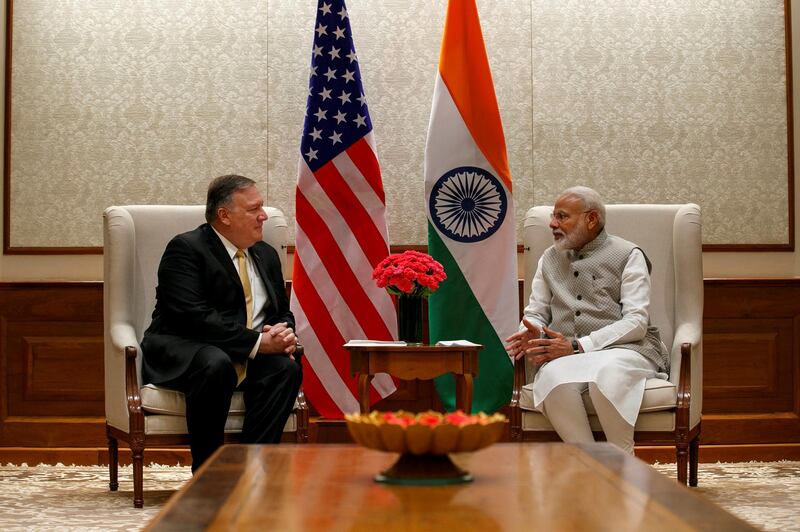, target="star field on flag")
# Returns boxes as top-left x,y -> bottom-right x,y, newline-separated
291,0 -> 398,418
